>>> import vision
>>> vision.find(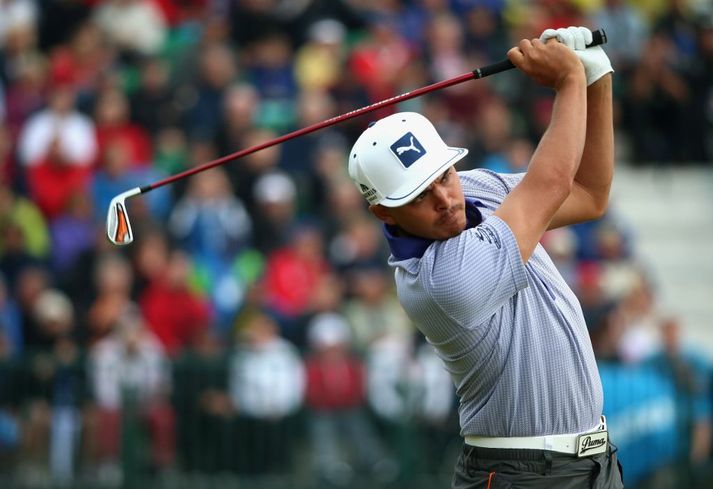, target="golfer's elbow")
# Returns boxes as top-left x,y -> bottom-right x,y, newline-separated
591,192 -> 611,220
543,166 -> 576,204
